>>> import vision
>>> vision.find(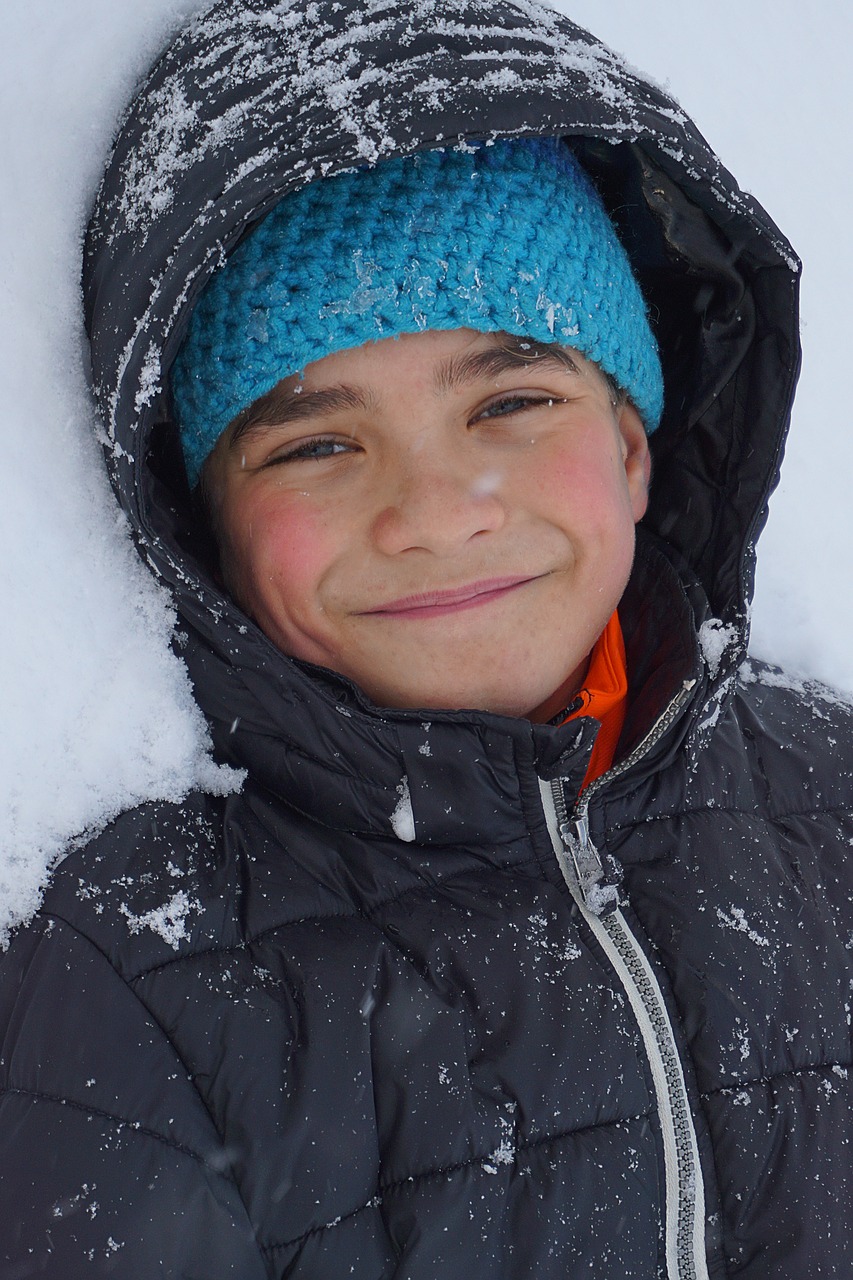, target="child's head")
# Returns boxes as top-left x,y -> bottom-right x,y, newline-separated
172,137 -> 660,717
